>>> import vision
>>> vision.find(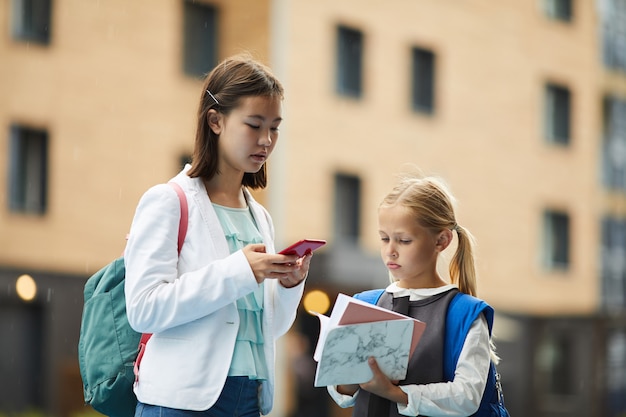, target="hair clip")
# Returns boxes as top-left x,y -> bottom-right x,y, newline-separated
206,90 -> 220,107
